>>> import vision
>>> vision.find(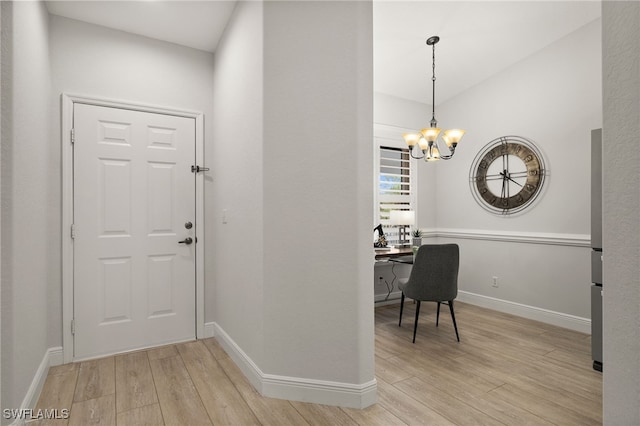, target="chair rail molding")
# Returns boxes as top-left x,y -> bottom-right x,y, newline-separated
434,228 -> 590,248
